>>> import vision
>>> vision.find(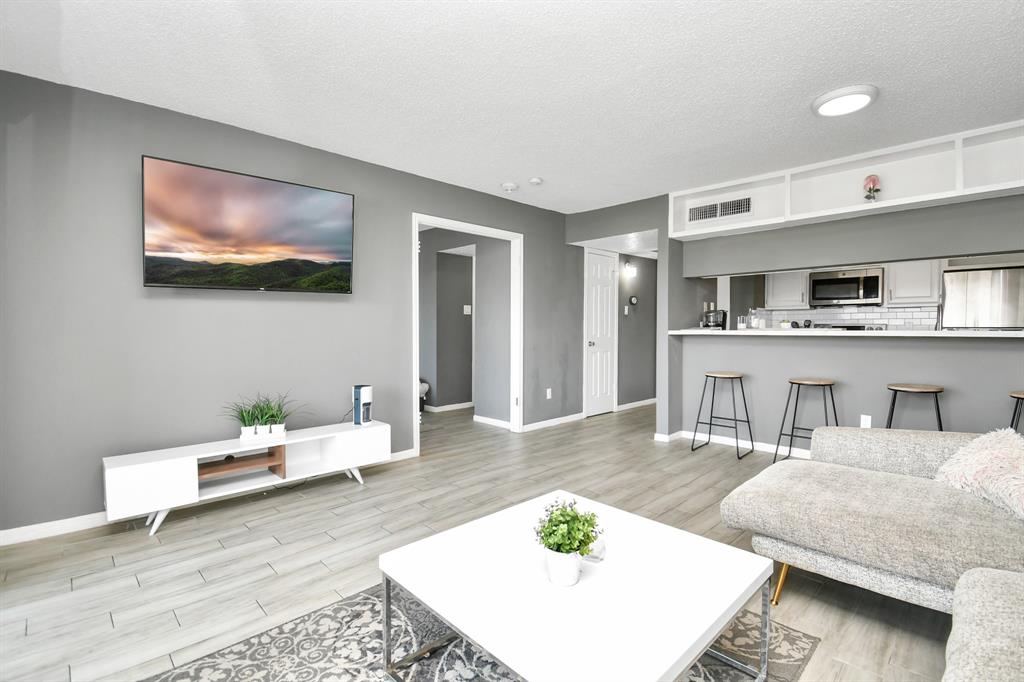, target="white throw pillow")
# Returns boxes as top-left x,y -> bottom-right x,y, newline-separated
936,428 -> 1024,520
